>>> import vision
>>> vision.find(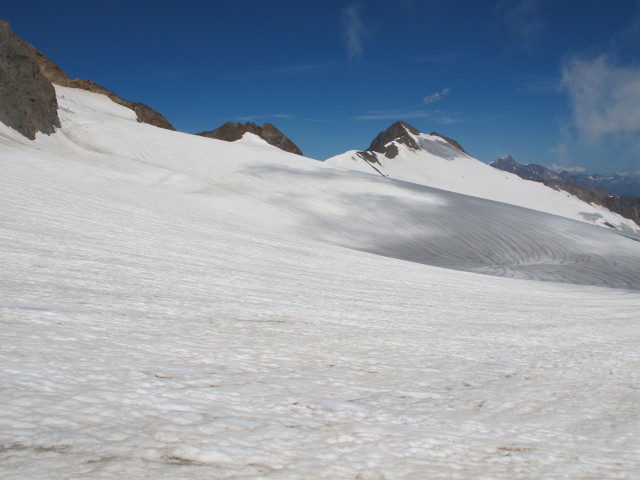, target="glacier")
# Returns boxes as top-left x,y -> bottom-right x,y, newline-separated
1,86 -> 639,479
